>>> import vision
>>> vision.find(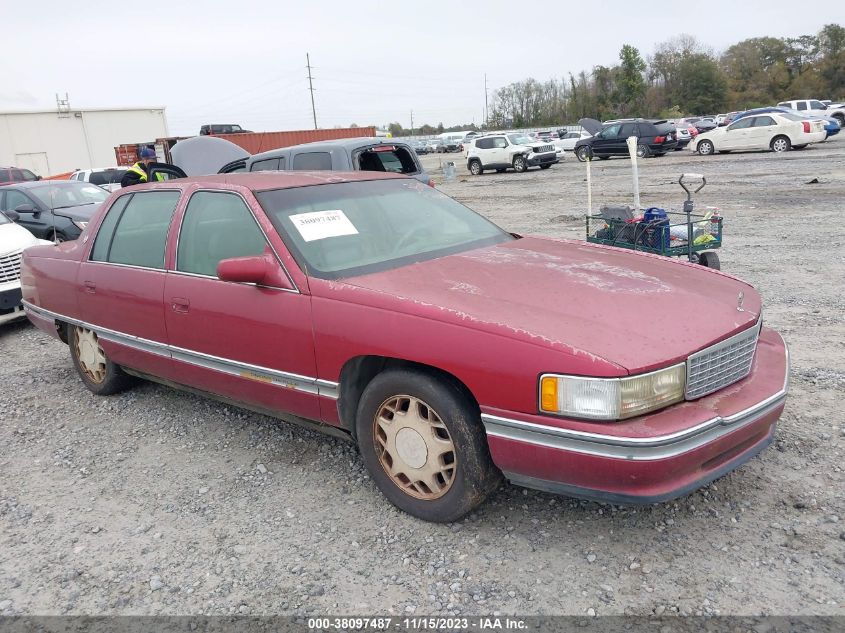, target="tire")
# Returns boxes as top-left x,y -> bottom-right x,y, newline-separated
771,135 -> 791,153
576,146 -> 592,162
636,144 -> 650,158
539,164 -> 551,170
512,156 -> 528,173
69,325 -> 134,395
698,251 -> 721,270
468,159 -> 482,176
832,113 -> 844,128
697,140 -> 715,156
355,368 -> 500,522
